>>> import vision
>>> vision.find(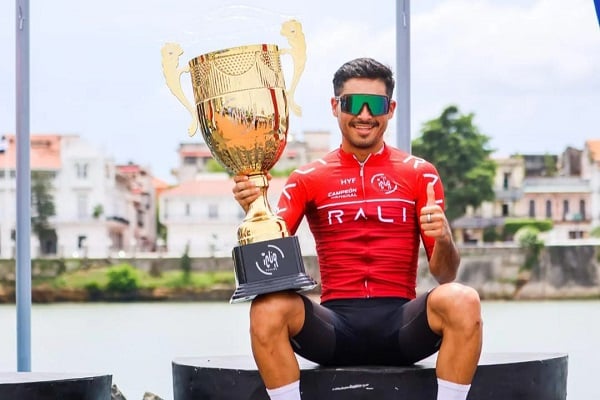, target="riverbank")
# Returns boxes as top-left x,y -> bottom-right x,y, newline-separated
0,284 -> 238,303
1,243 -> 600,302
1,279 -> 598,303
0,263 -> 239,303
